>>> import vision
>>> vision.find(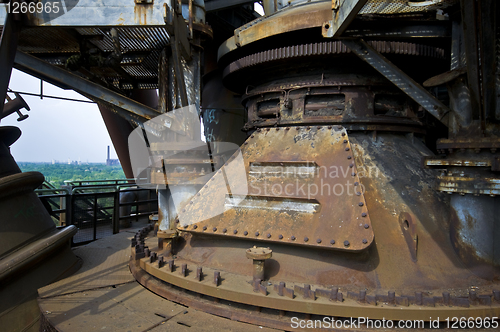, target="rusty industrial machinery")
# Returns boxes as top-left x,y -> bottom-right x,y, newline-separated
1,0 -> 500,330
